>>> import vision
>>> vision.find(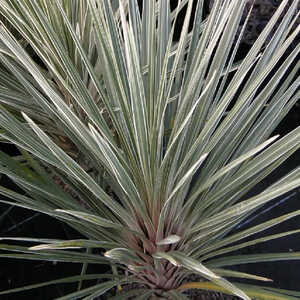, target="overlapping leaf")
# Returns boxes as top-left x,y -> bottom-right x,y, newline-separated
0,0 -> 299,299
